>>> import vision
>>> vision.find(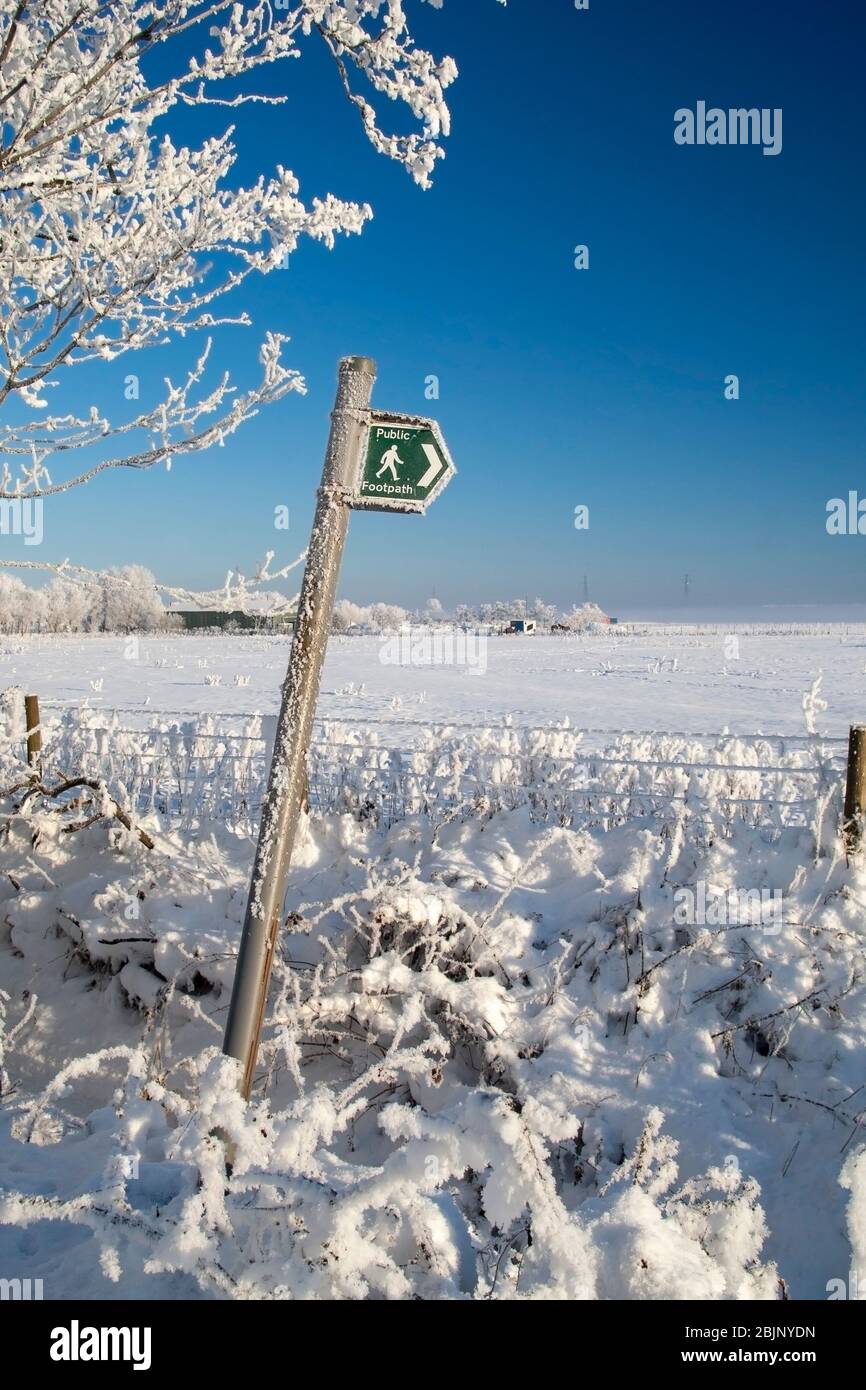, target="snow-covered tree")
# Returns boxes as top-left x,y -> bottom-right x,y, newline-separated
332,599 -> 408,632
332,599 -> 367,632
0,572 -> 29,632
532,598 -> 557,627
0,1 -> 463,501
453,604 -> 475,628
48,579 -> 92,632
478,599 -> 520,626
560,601 -> 610,631
369,602 -> 409,630
99,565 -> 167,632
0,563 -> 168,632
